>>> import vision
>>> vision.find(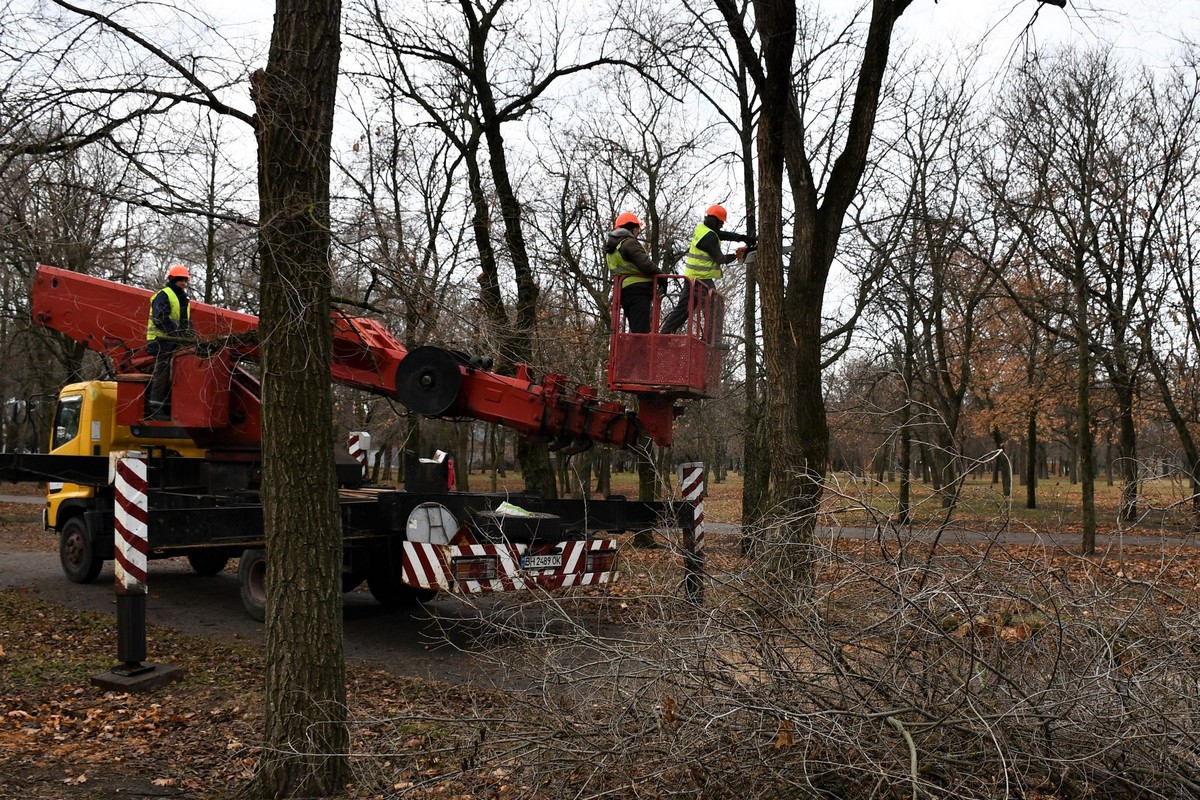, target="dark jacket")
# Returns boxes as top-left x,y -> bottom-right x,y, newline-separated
604,228 -> 661,279
147,281 -> 192,355
697,213 -> 752,266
